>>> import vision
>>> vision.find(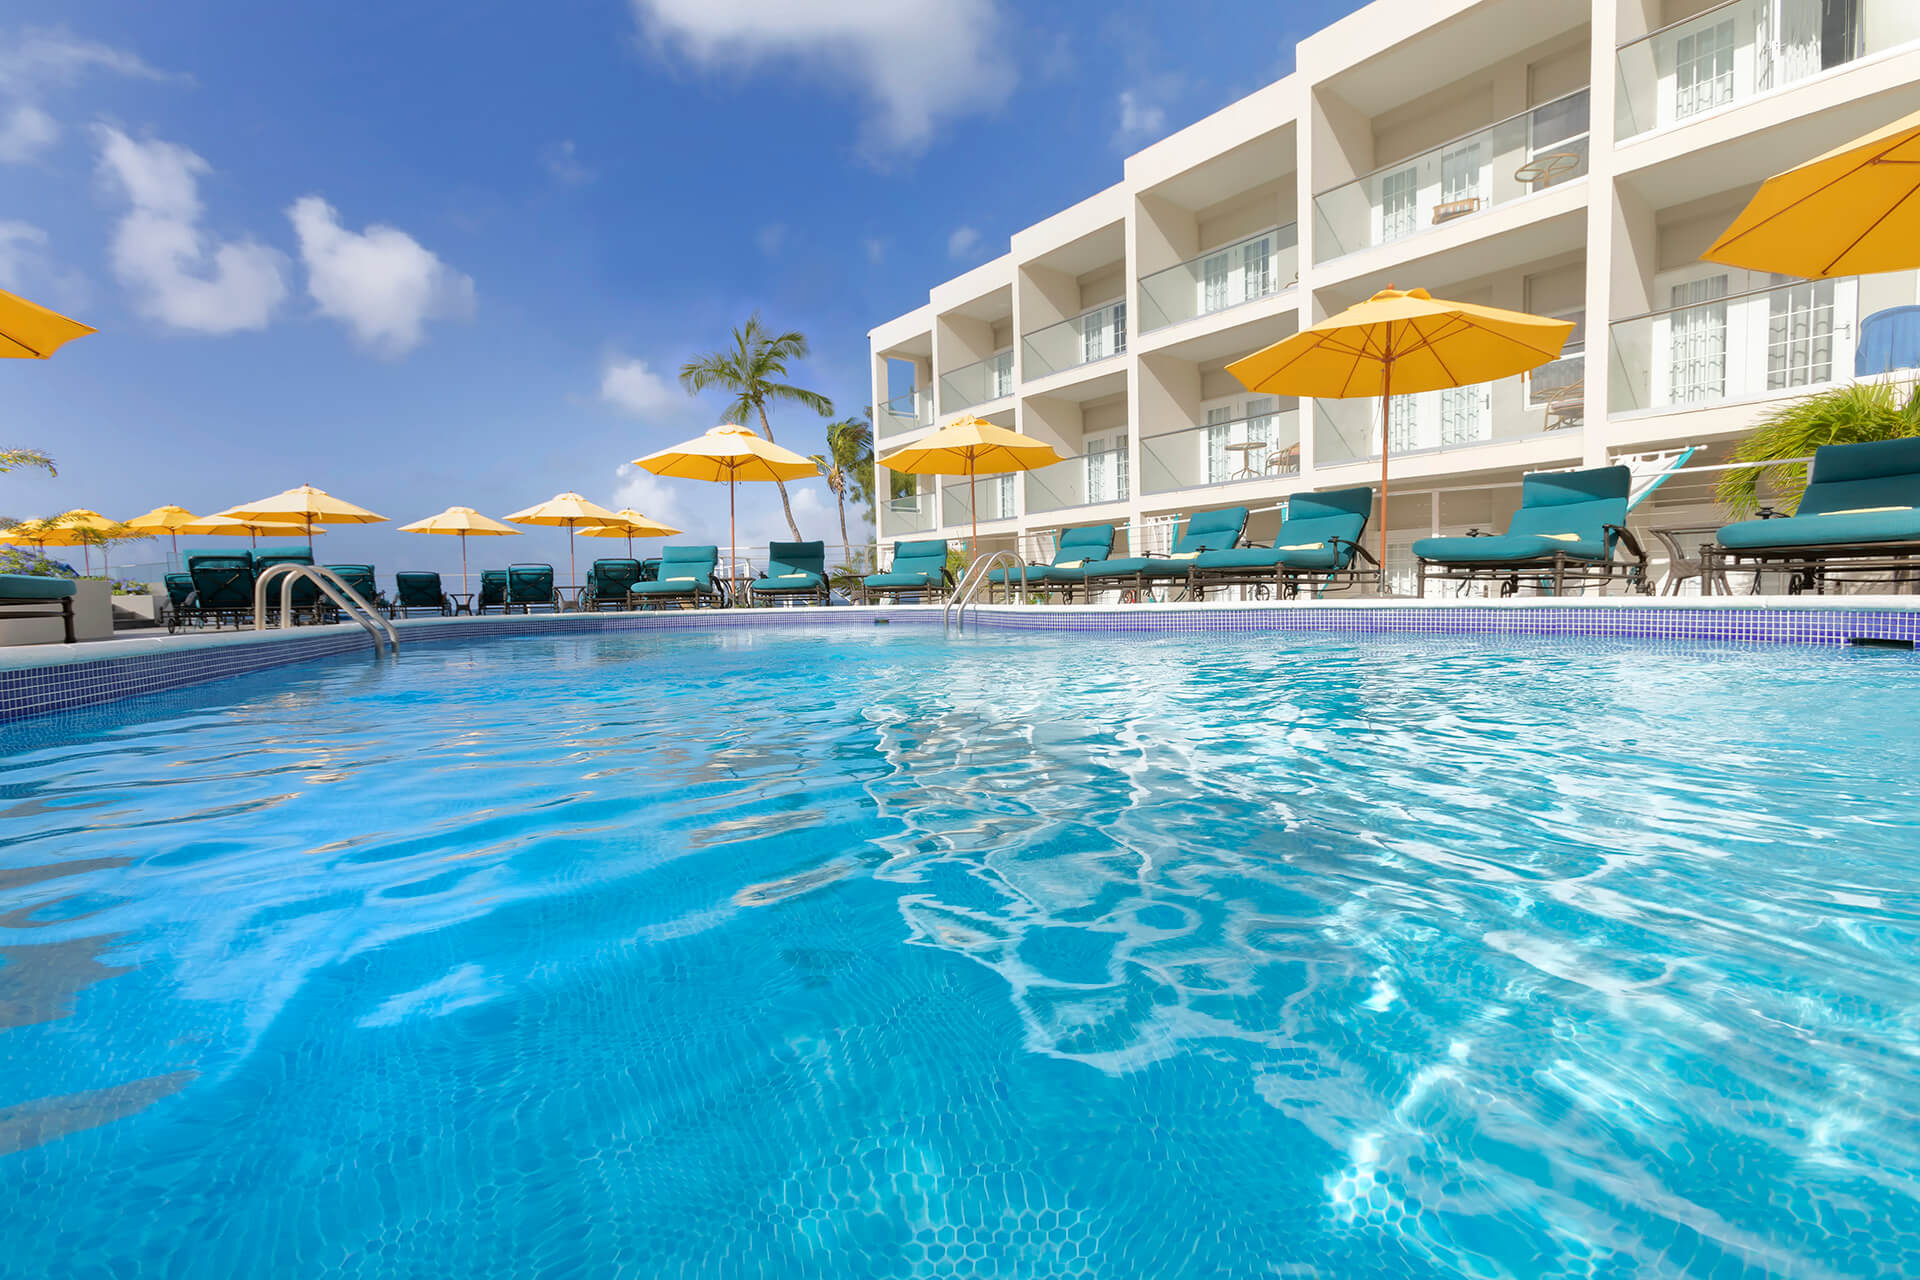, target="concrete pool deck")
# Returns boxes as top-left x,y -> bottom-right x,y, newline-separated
3,594 -> 1918,724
